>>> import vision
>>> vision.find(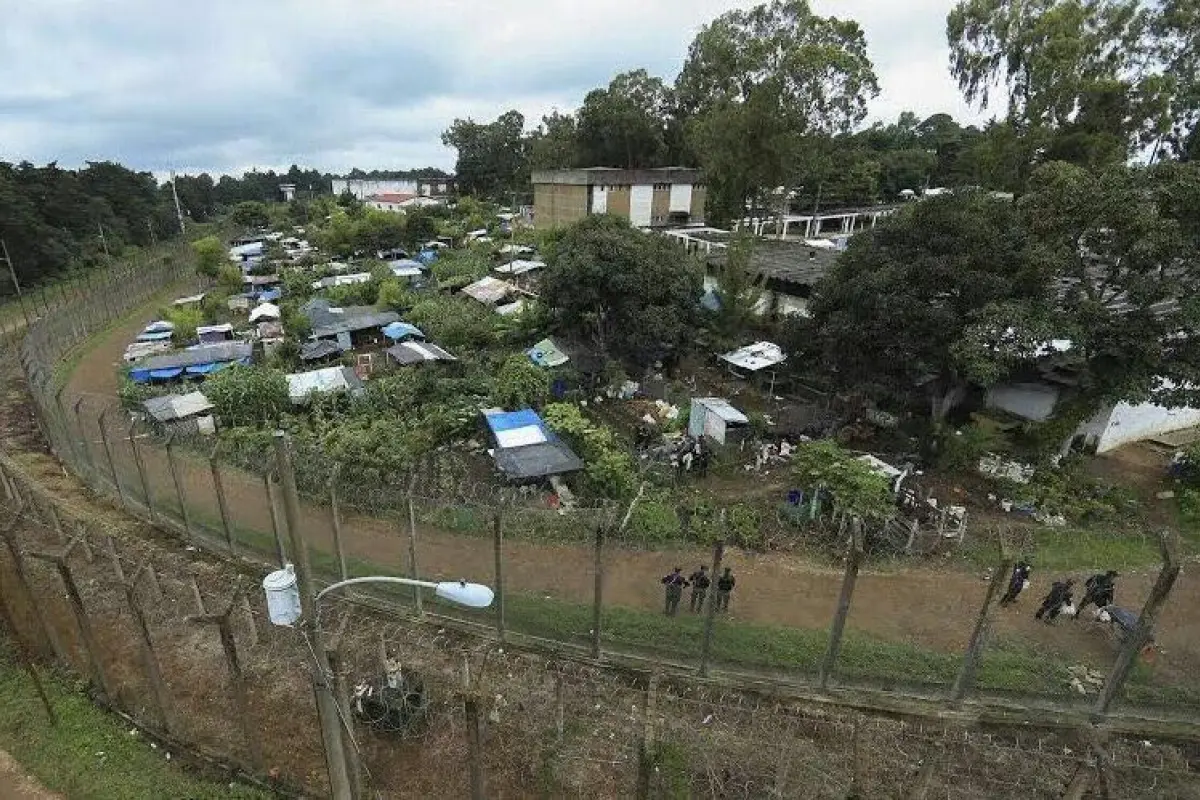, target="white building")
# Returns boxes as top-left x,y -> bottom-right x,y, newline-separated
364,193 -> 445,213
331,178 -> 453,199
